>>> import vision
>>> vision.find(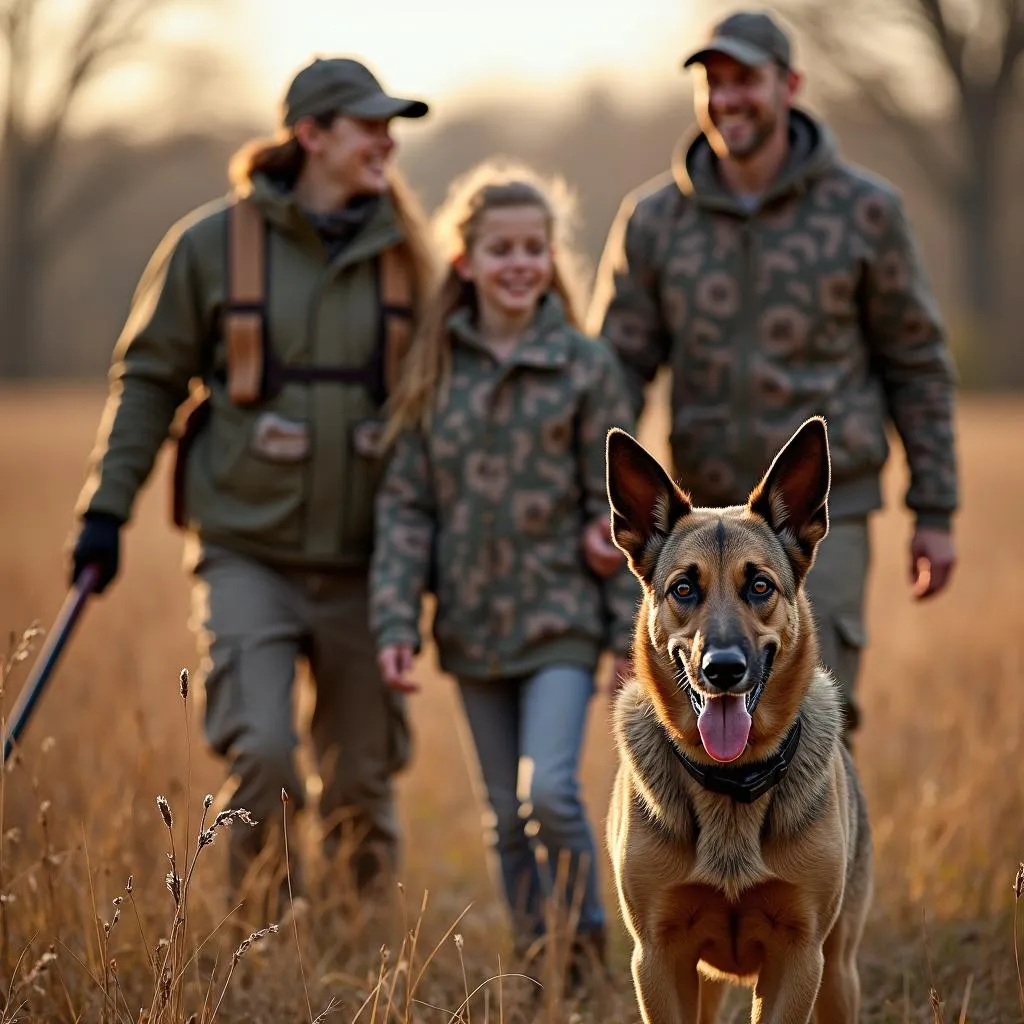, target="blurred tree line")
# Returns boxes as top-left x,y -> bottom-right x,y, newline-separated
1,0 -> 1021,389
